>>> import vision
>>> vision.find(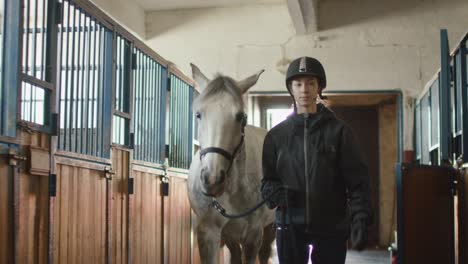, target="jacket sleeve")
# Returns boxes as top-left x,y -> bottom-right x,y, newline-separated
339,125 -> 373,223
261,132 -> 281,193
